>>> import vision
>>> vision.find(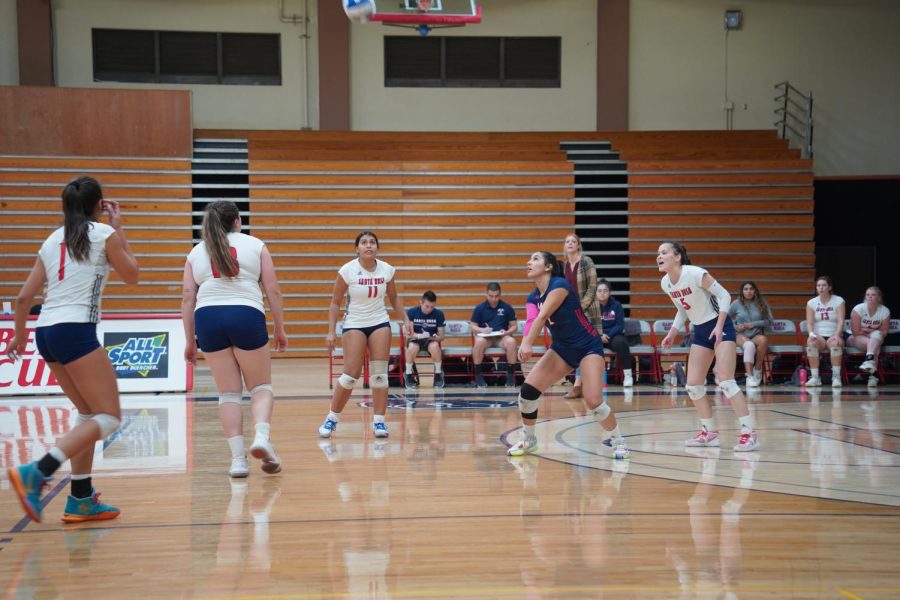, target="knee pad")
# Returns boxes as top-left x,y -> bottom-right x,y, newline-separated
249,383 -> 273,397
742,341 -> 756,363
686,384 -> 707,401
830,346 -> 843,358
369,360 -> 389,389
518,382 -> 541,415
219,392 -> 243,405
338,373 -> 358,390
806,346 -> 819,359
92,413 -> 121,438
719,379 -> 741,399
590,402 -> 611,421
76,412 -> 94,425
869,330 -> 884,342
